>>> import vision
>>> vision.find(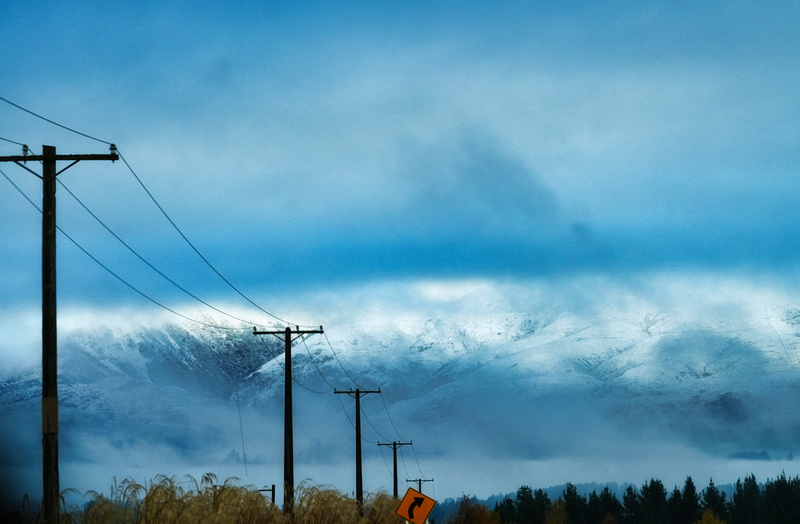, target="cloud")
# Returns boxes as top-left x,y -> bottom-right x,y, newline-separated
1,1 -> 800,308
